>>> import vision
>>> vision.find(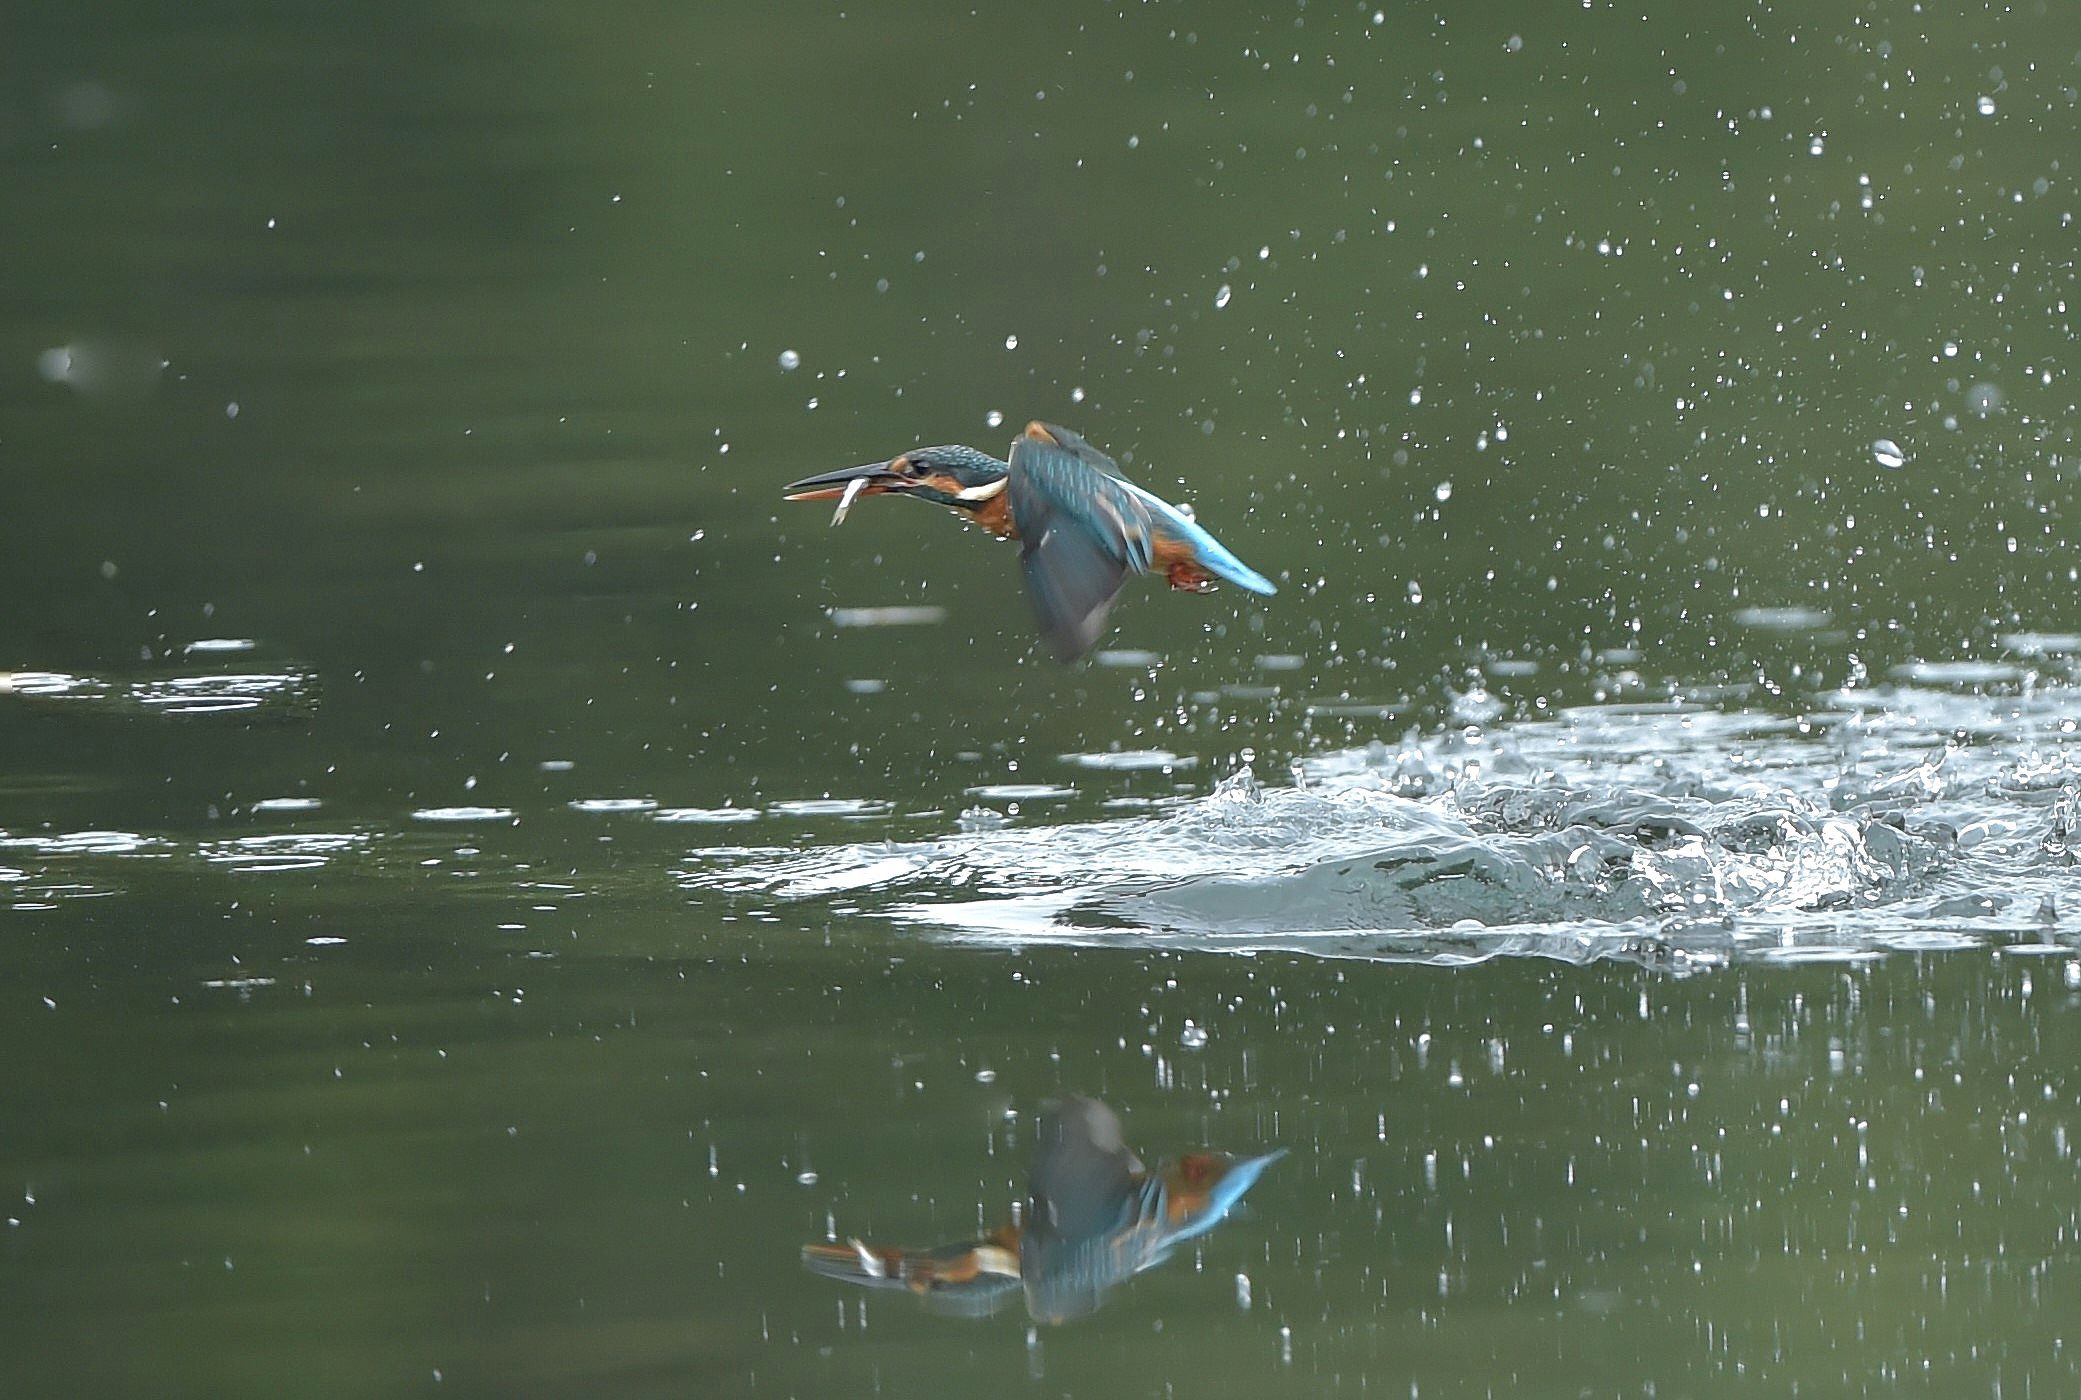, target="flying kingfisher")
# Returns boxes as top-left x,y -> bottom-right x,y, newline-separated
782,421 -> 1278,662
800,1094 -> 1283,1323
